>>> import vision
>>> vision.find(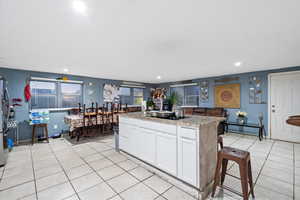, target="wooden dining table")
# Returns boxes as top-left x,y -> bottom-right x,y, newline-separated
64,110 -> 125,132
